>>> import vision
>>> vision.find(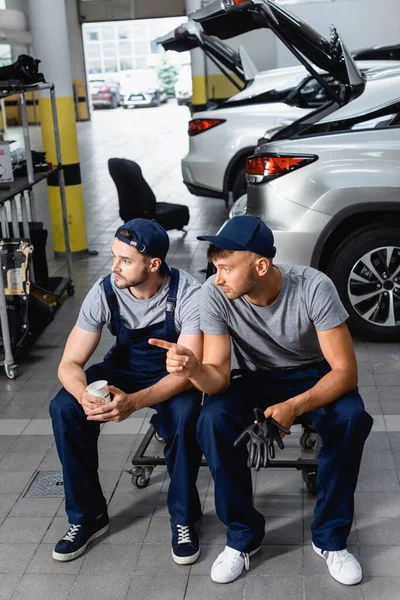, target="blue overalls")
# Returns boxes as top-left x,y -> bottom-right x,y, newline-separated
50,268 -> 203,526
196,360 -> 373,553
